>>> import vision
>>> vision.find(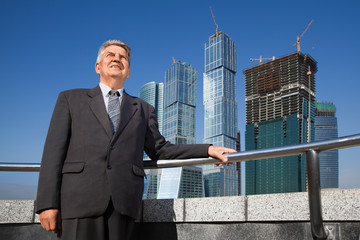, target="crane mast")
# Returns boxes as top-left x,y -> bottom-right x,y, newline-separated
210,6 -> 220,37
293,20 -> 314,53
